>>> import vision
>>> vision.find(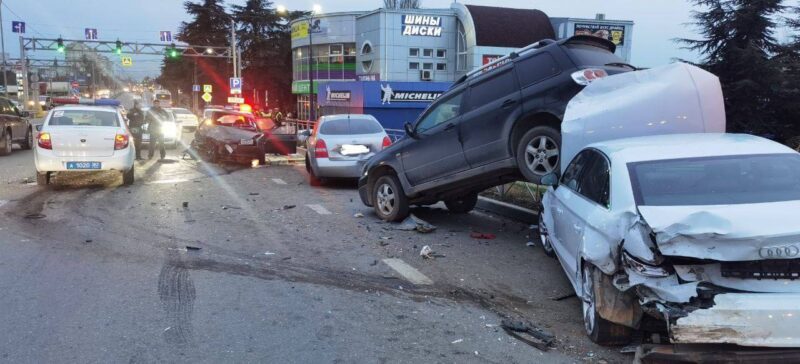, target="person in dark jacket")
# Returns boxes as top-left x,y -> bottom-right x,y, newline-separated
127,100 -> 145,160
146,99 -> 170,160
